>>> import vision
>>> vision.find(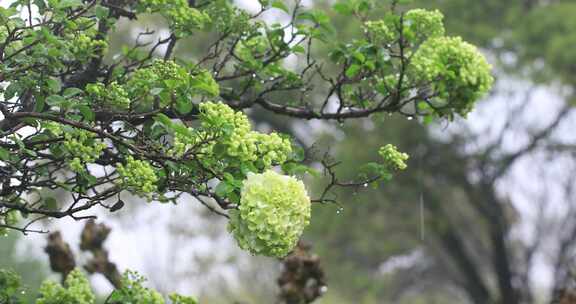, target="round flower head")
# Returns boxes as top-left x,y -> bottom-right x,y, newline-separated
411,36 -> 494,118
228,170 -> 311,257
